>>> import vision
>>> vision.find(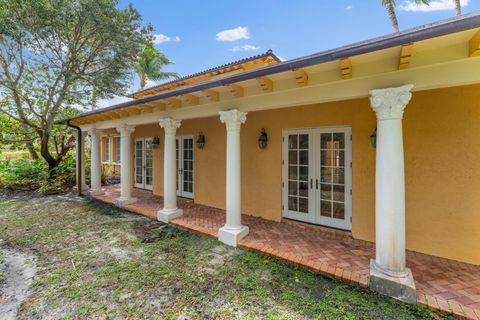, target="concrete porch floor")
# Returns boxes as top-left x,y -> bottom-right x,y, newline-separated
93,184 -> 480,319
